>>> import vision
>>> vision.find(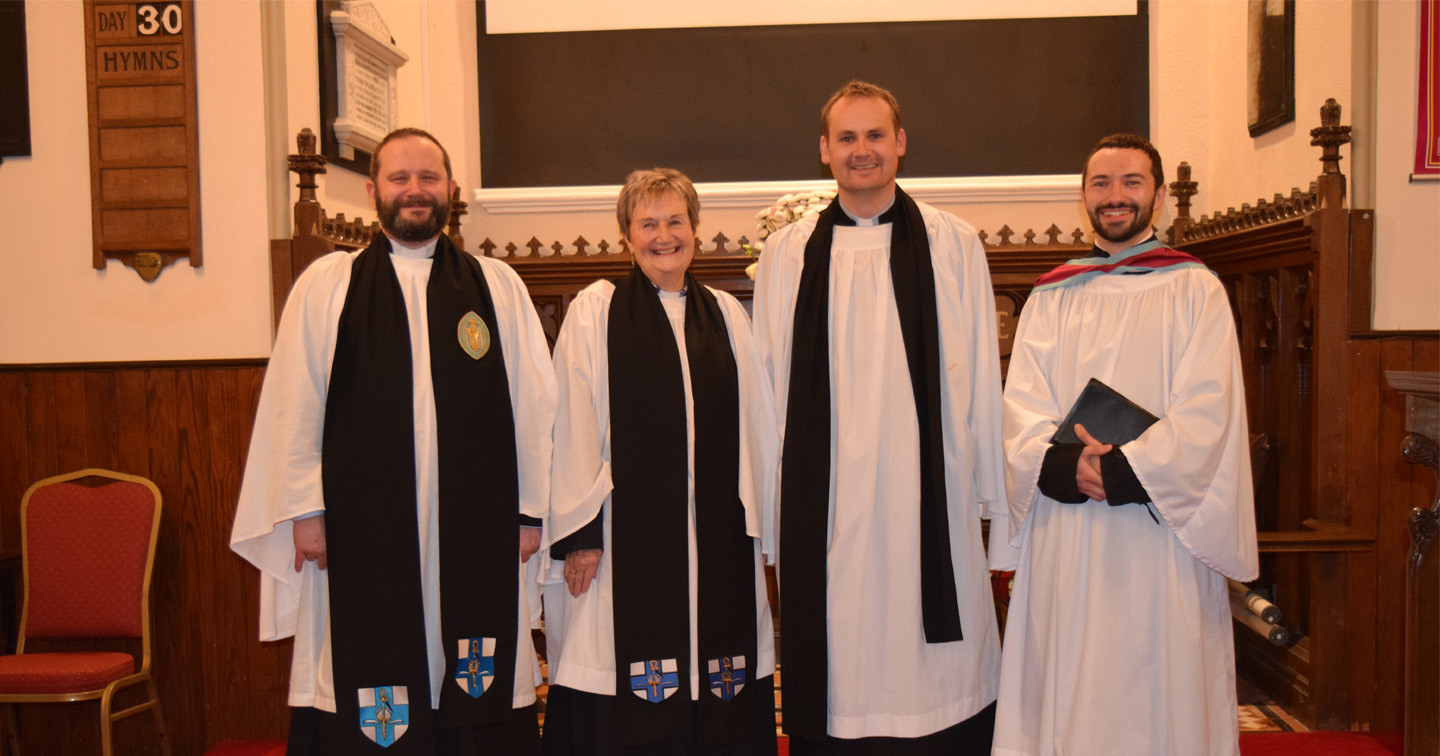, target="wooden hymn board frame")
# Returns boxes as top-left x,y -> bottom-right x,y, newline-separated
84,0 -> 202,282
